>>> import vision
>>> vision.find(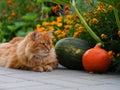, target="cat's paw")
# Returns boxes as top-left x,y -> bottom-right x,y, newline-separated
32,66 -> 44,72
44,65 -> 53,72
